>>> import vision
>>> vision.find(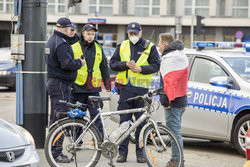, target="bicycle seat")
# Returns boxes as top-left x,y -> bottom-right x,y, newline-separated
88,96 -> 111,103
